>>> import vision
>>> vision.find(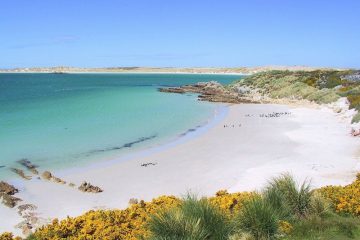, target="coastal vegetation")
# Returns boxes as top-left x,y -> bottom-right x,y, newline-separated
159,70 -> 360,123
1,173 -> 360,240
231,70 -> 360,122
